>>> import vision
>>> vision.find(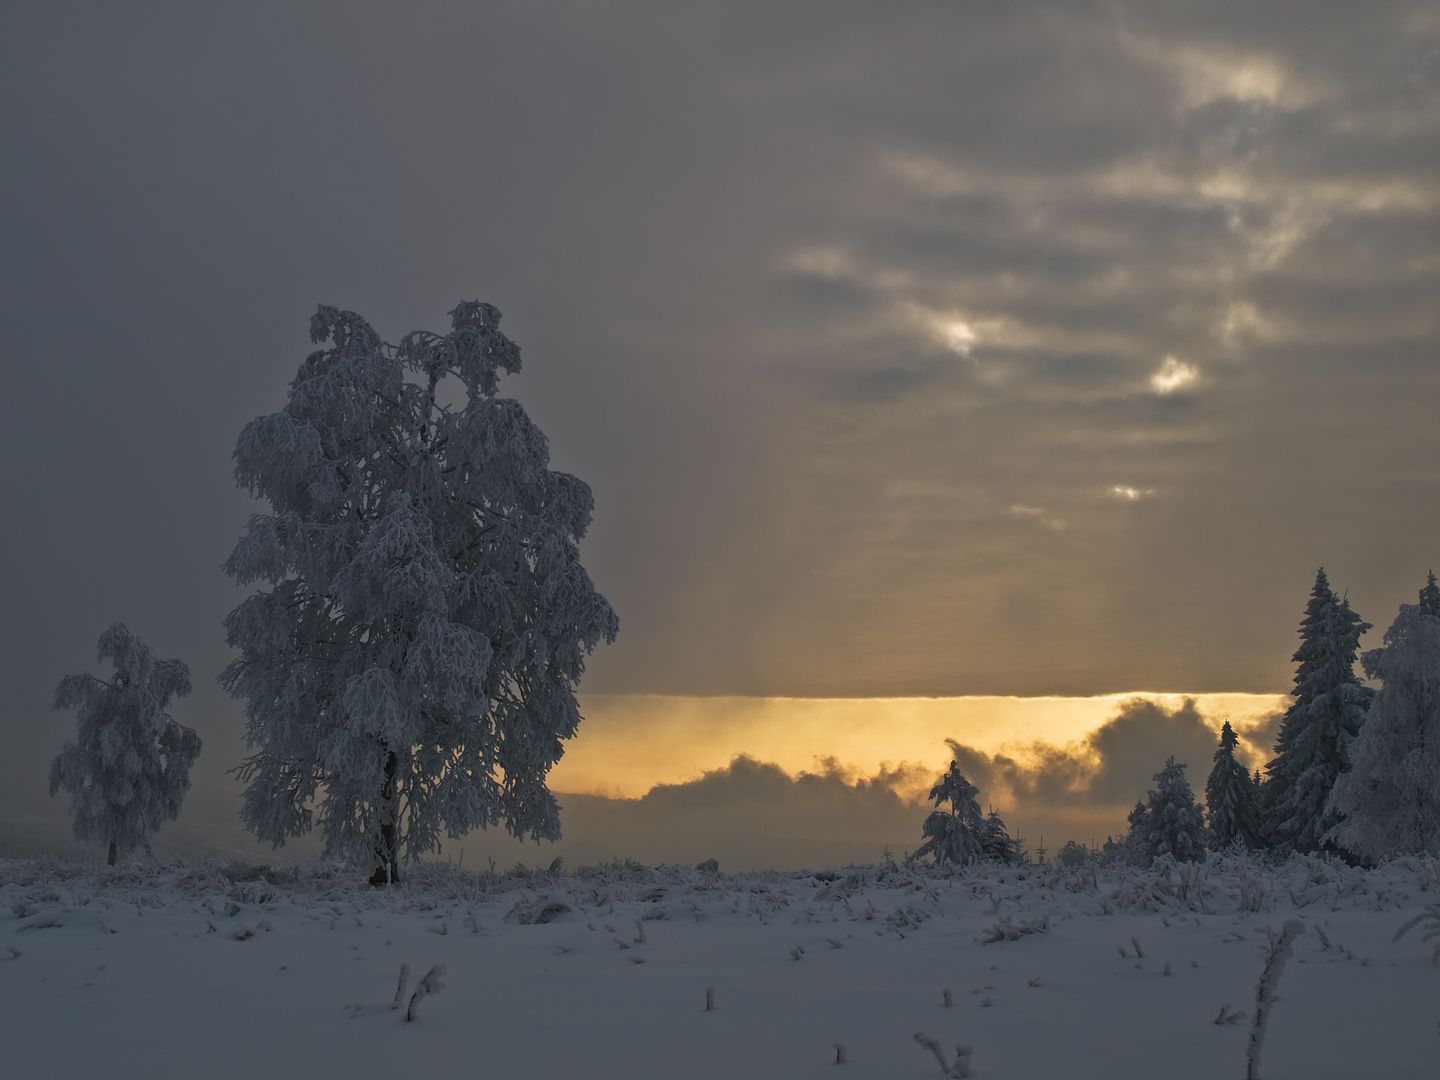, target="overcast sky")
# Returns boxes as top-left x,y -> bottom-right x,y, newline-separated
3,2 -> 1437,864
